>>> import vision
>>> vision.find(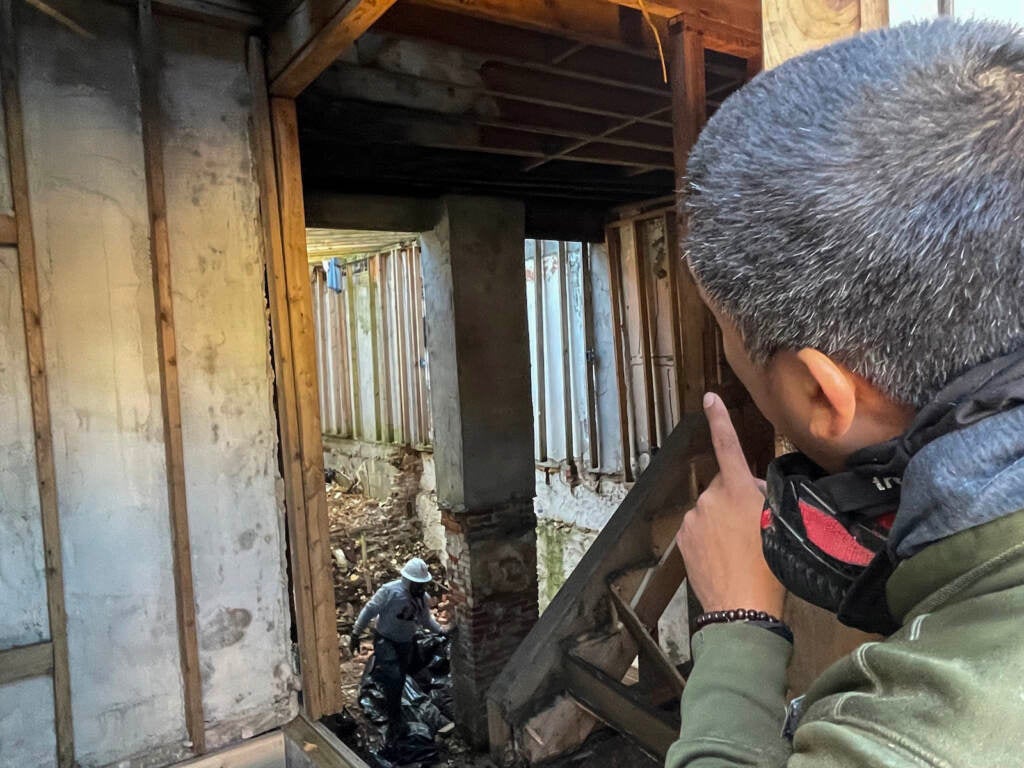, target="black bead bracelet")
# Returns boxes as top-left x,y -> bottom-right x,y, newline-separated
694,608 -> 783,629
